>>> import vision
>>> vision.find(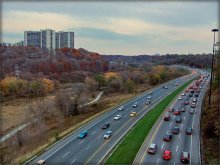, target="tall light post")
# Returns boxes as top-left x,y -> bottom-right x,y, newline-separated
209,28 -> 218,105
